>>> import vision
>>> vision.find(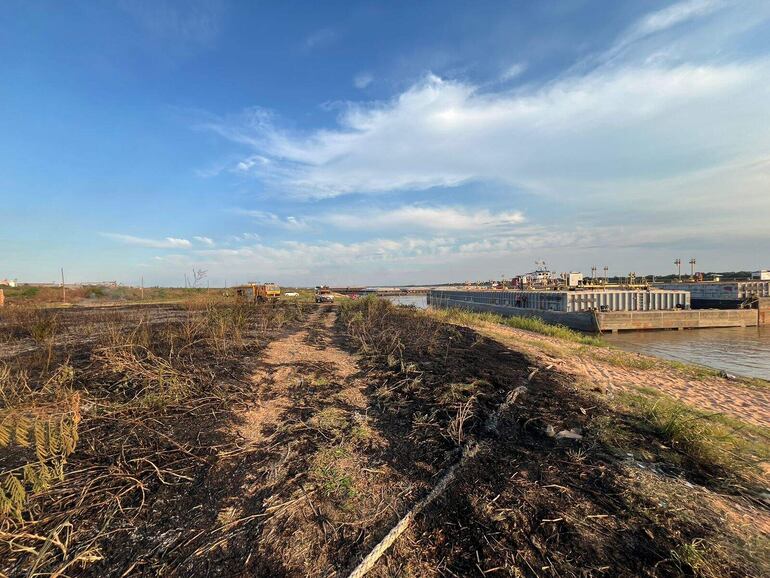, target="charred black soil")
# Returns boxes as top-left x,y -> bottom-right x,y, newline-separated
1,299 -> 767,577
